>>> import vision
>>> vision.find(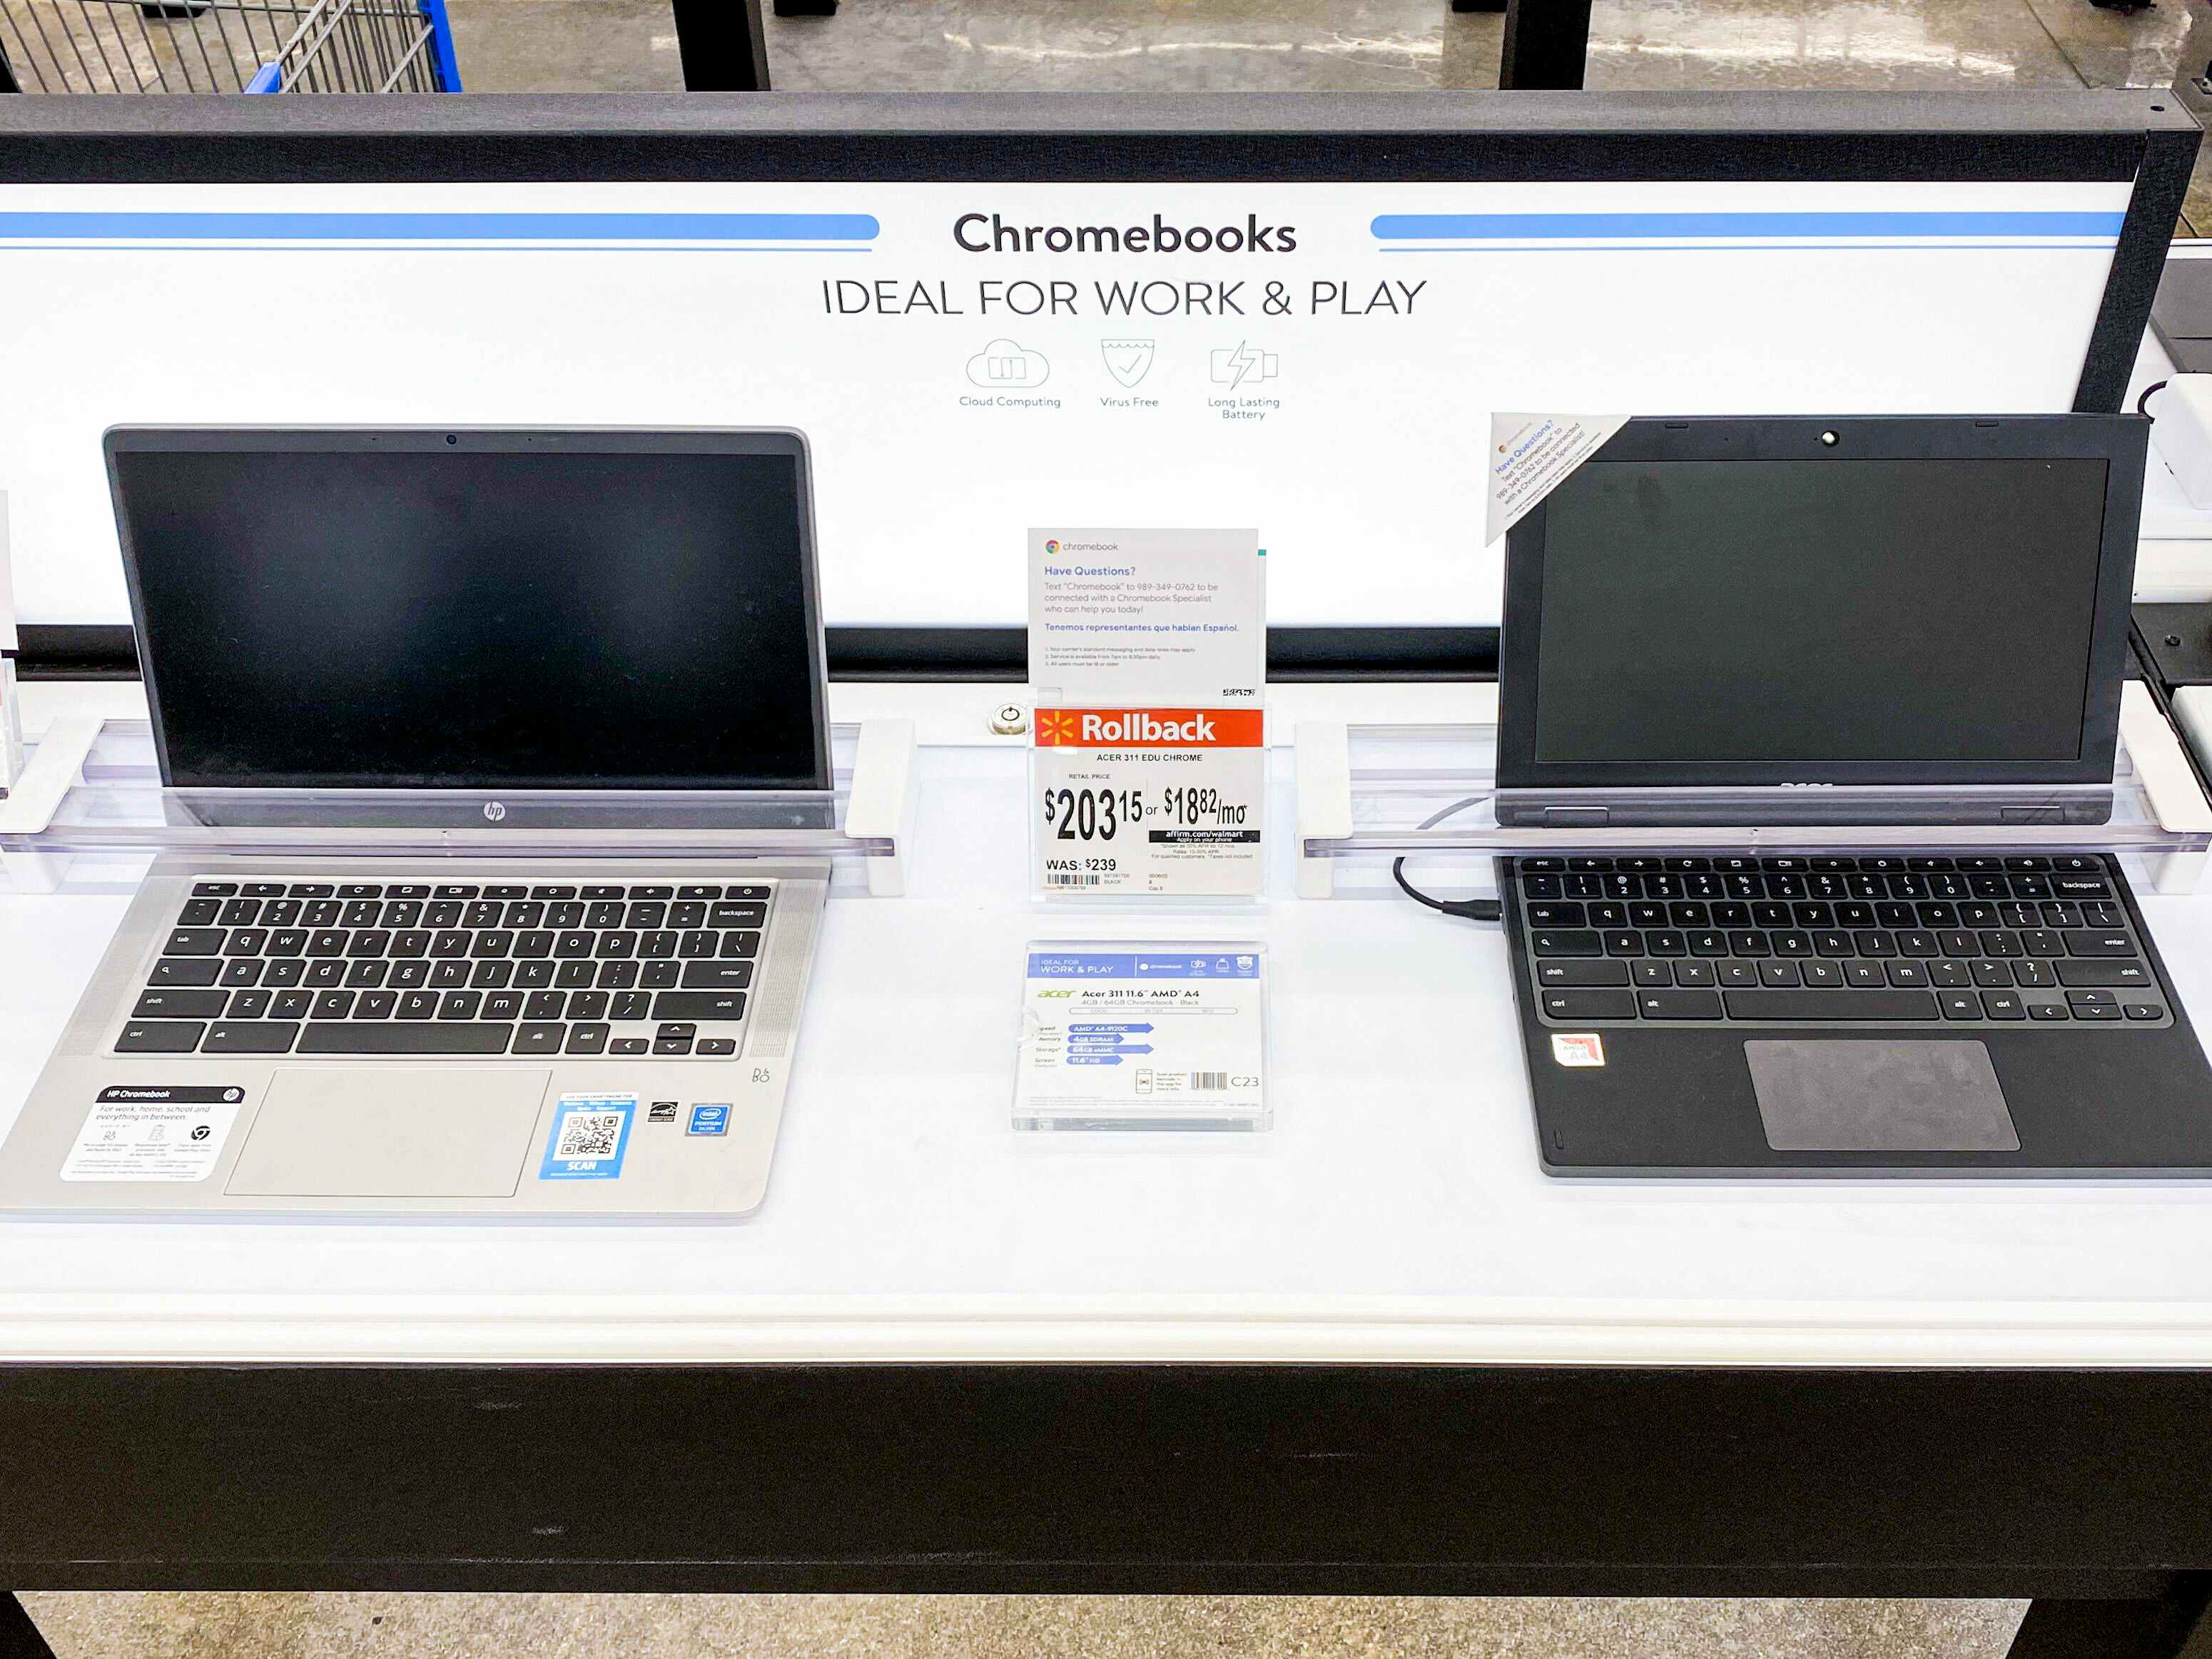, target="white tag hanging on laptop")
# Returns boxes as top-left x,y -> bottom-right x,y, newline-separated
1486,412 -> 1630,545
1028,527 -> 1265,897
